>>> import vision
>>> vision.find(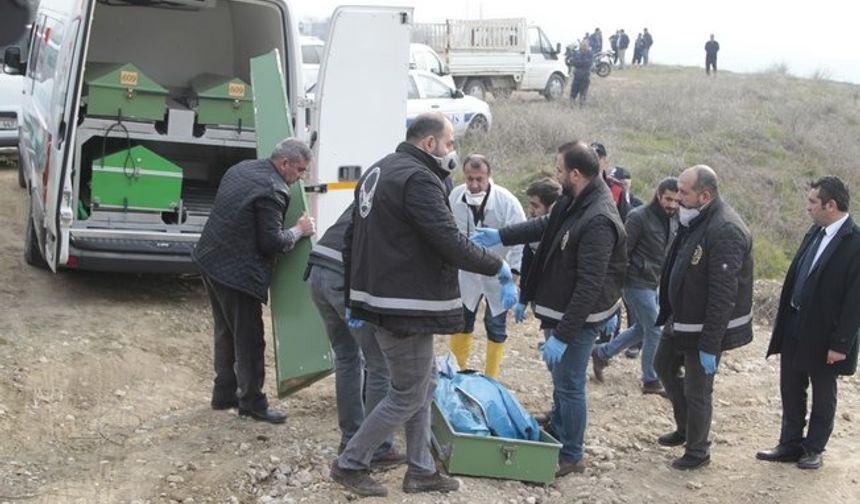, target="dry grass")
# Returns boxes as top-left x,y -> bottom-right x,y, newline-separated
457,65 -> 860,279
